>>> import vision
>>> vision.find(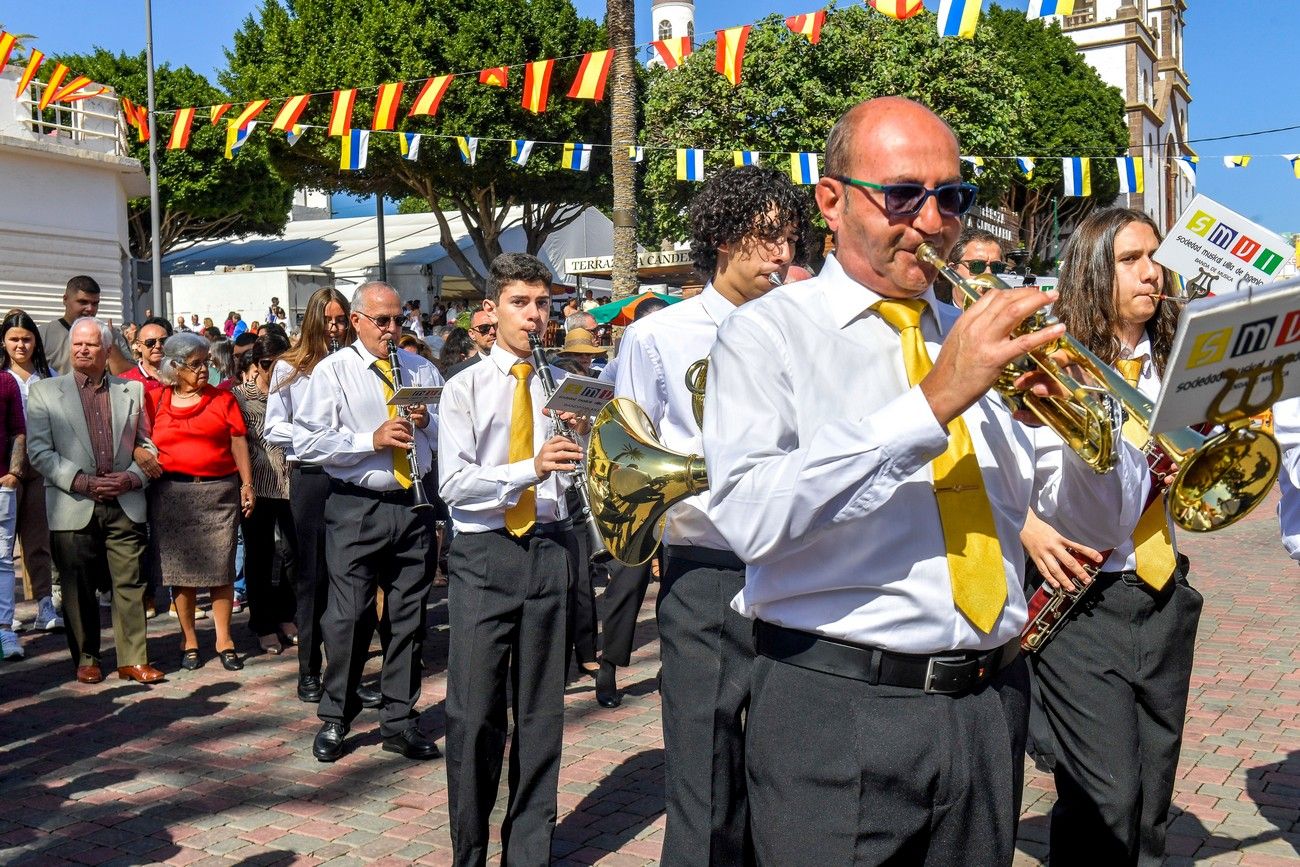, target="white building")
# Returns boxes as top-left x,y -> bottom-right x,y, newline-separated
1057,0 -> 1195,230
0,63 -> 146,326
649,0 -> 695,66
